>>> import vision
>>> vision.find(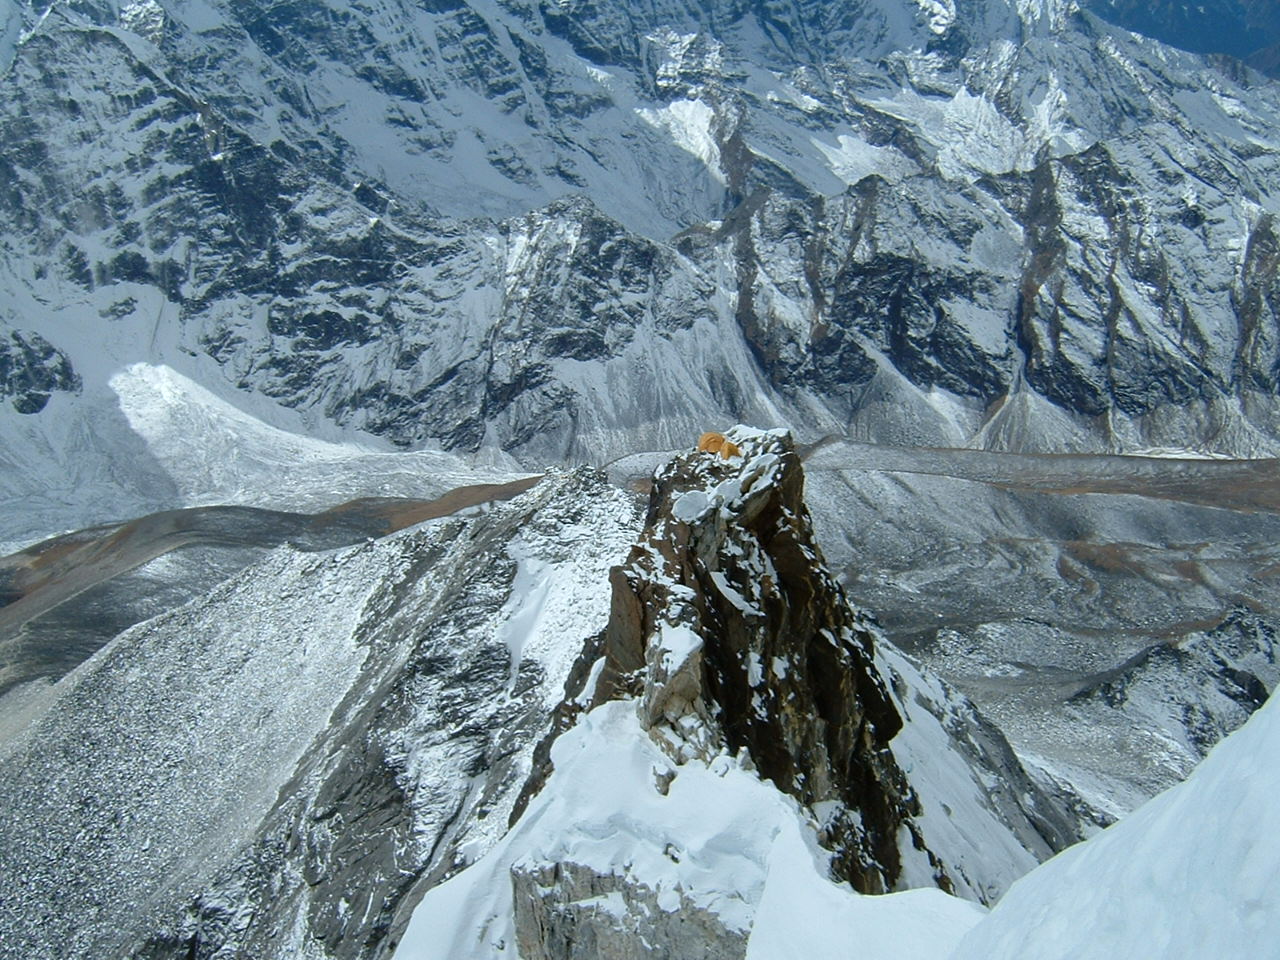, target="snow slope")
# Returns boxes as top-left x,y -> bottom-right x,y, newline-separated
0,361 -> 522,554
950,688 -> 1280,959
